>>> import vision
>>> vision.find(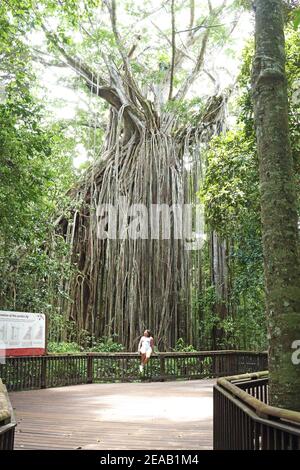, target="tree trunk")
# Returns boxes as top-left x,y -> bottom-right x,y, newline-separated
252,0 -> 300,411
210,231 -> 229,349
